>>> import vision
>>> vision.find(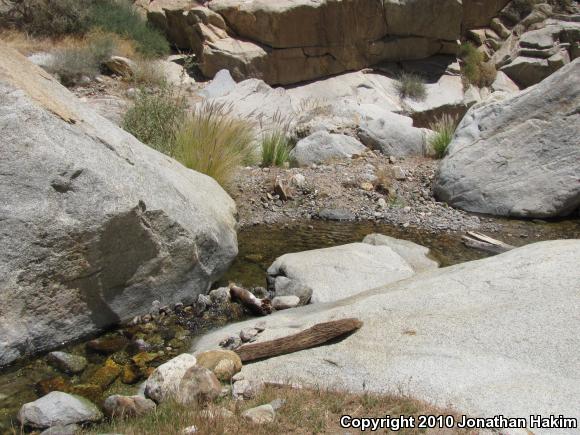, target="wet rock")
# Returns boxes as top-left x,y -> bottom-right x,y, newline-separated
18,391 -> 102,429
272,295 -> 300,310
145,354 -> 198,403
37,377 -> 71,396
121,364 -> 141,384
103,395 -> 156,418
47,352 -> 87,375
242,404 -> 275,424
209,287 -> 231,304
362,233 -> 439,272
86,337 -> 129,355
196,349 -> 242,381
240,328 -> 259,342
132,352 -> 162,373
176,366 -> 222,404
219,335 -> 242,350
88,359 -> 121,390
